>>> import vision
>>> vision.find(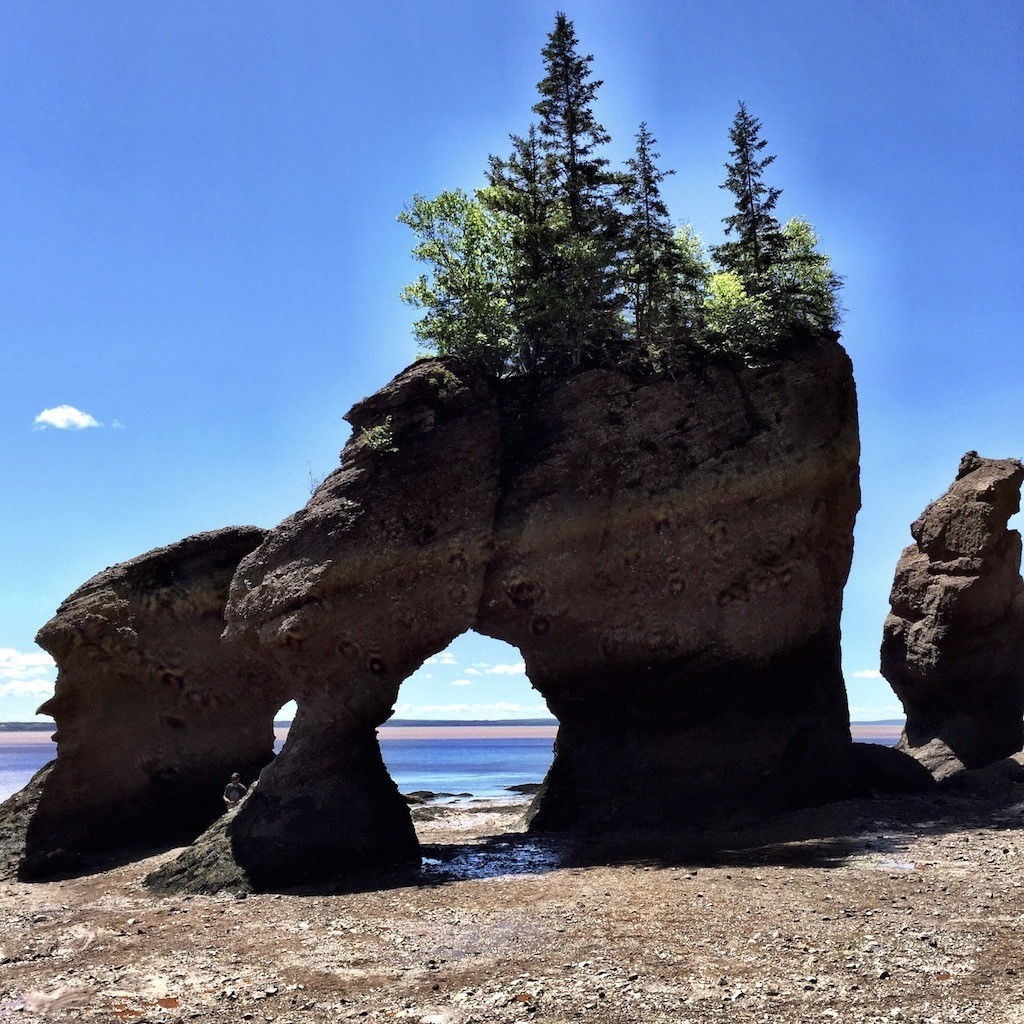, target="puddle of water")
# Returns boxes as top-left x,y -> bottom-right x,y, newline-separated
420,840 -> 564,881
